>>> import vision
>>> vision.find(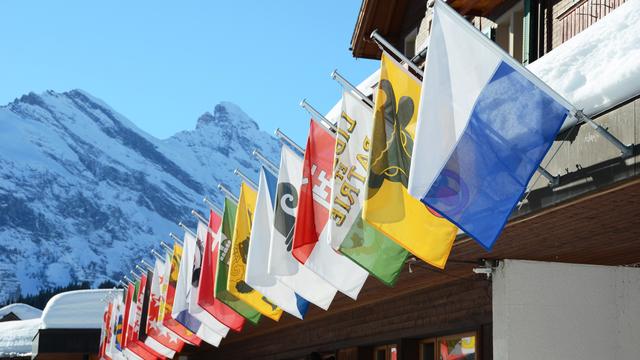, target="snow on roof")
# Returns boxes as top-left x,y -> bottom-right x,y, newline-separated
528,0 -> 640,125
40,289 -> 119,329
0,318 -> 40,357
327,1 -> 639,133
0,303 -> 42,320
